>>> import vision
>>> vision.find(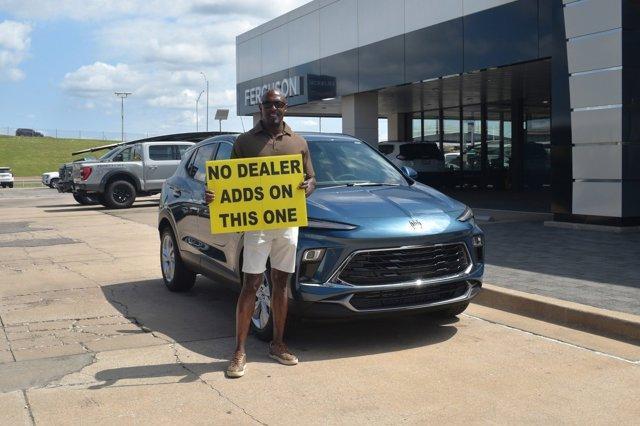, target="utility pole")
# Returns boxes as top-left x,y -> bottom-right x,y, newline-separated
114,92 -> 132,142
196,90 -> 204,132
200,72 -> 209,131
